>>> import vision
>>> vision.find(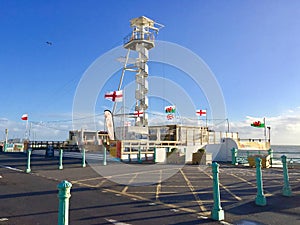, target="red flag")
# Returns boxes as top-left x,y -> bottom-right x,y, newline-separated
21,114 -> 28,120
